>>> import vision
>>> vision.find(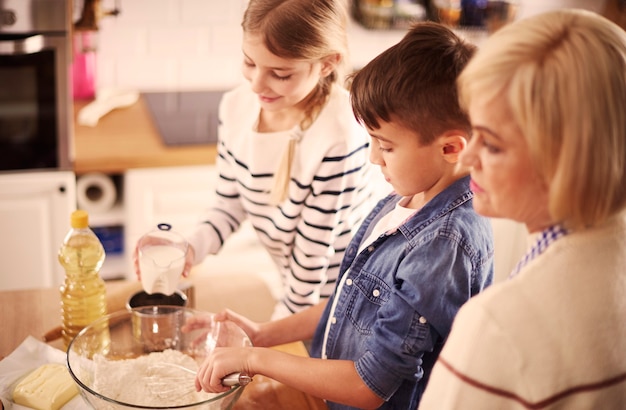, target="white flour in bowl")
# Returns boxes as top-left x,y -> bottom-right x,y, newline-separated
92,349 -> 215,407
